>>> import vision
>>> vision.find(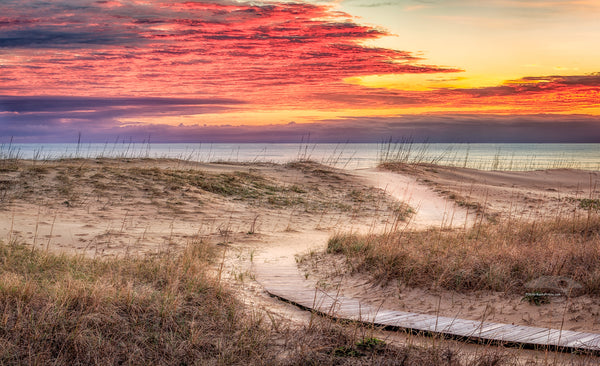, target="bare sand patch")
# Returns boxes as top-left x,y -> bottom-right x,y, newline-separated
0,159 -> 400,257
380,162 -> 599,220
